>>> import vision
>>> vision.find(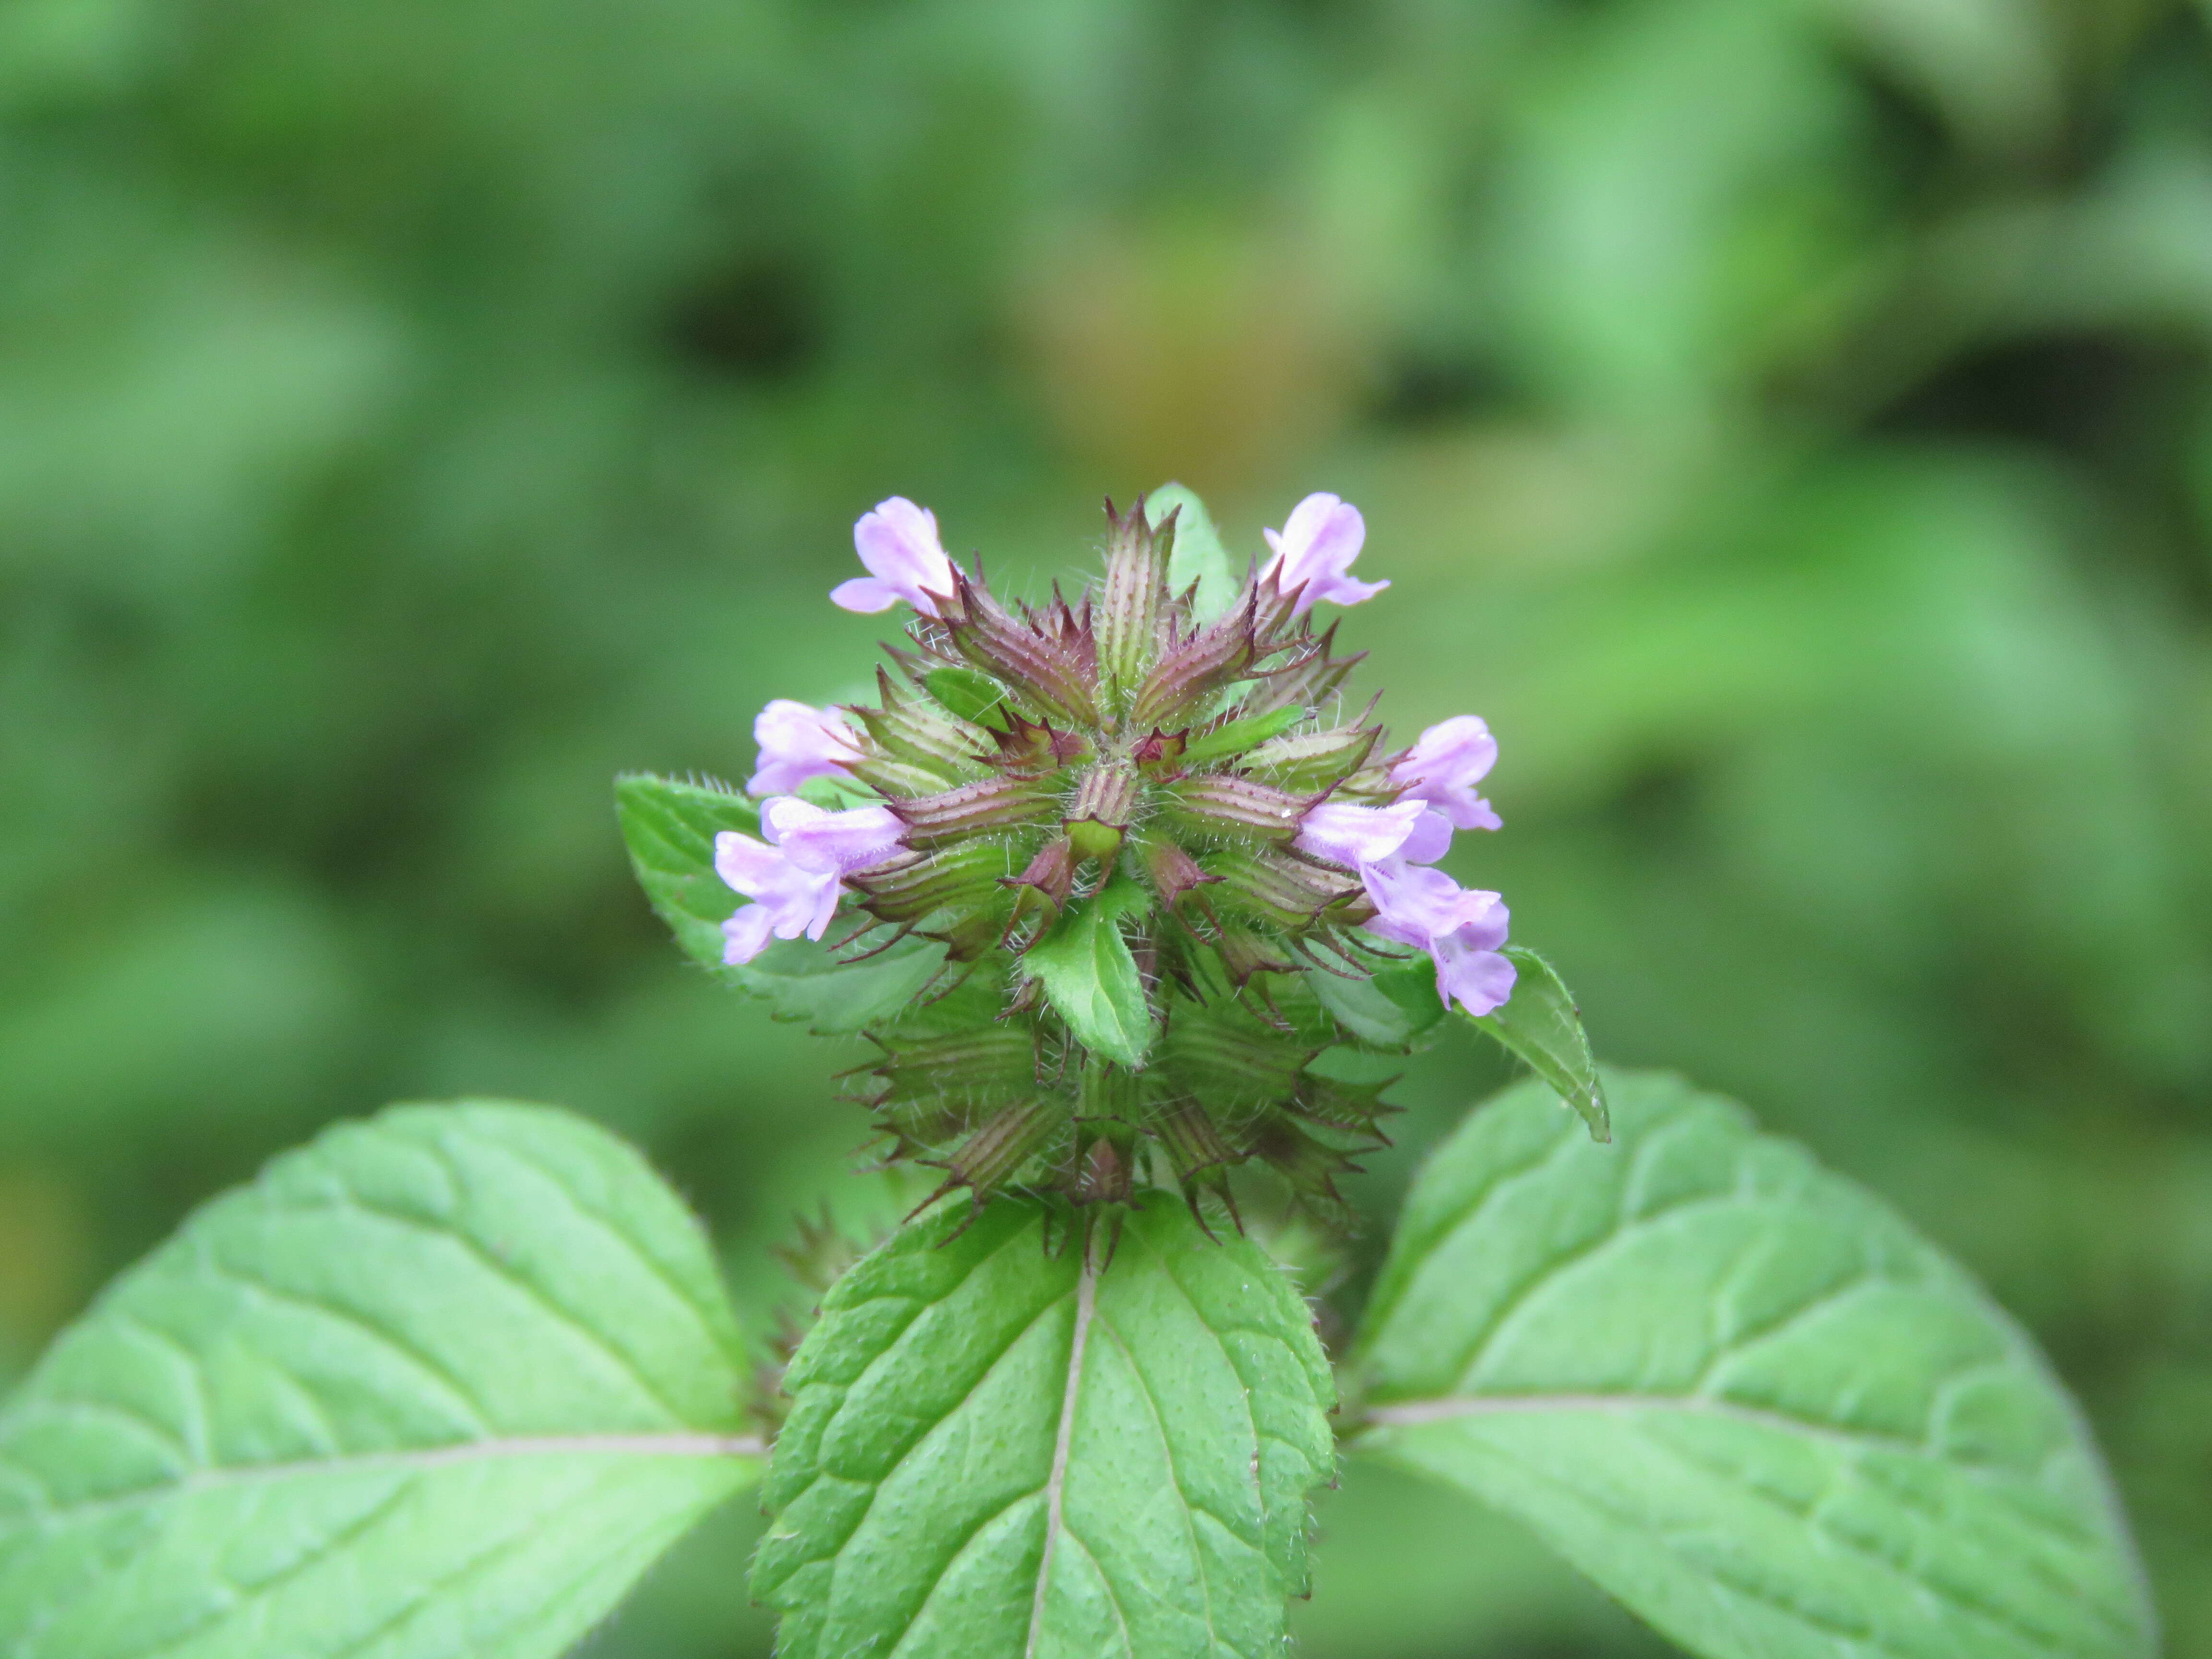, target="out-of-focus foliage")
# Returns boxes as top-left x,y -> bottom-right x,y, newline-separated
1,0 -> 2209,1653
